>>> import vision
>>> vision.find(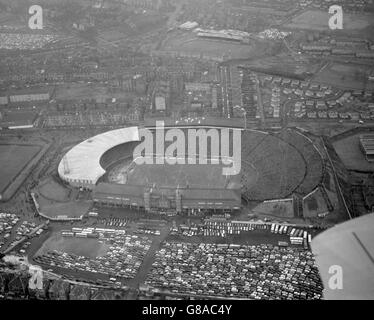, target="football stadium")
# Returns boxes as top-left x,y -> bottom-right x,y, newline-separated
57,125 -> 332,217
